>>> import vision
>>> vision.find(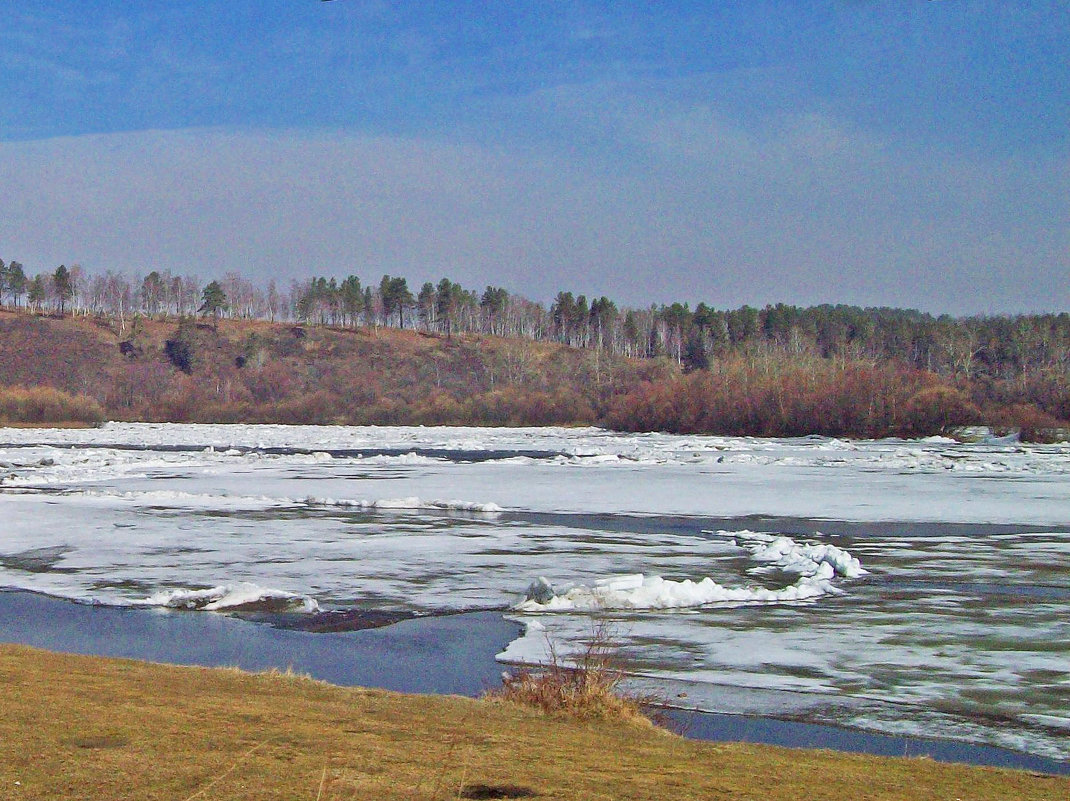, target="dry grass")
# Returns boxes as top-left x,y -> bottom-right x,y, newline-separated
0,385 -> 104,426
0,643 -> 1066,801
487,624 -> 655,727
